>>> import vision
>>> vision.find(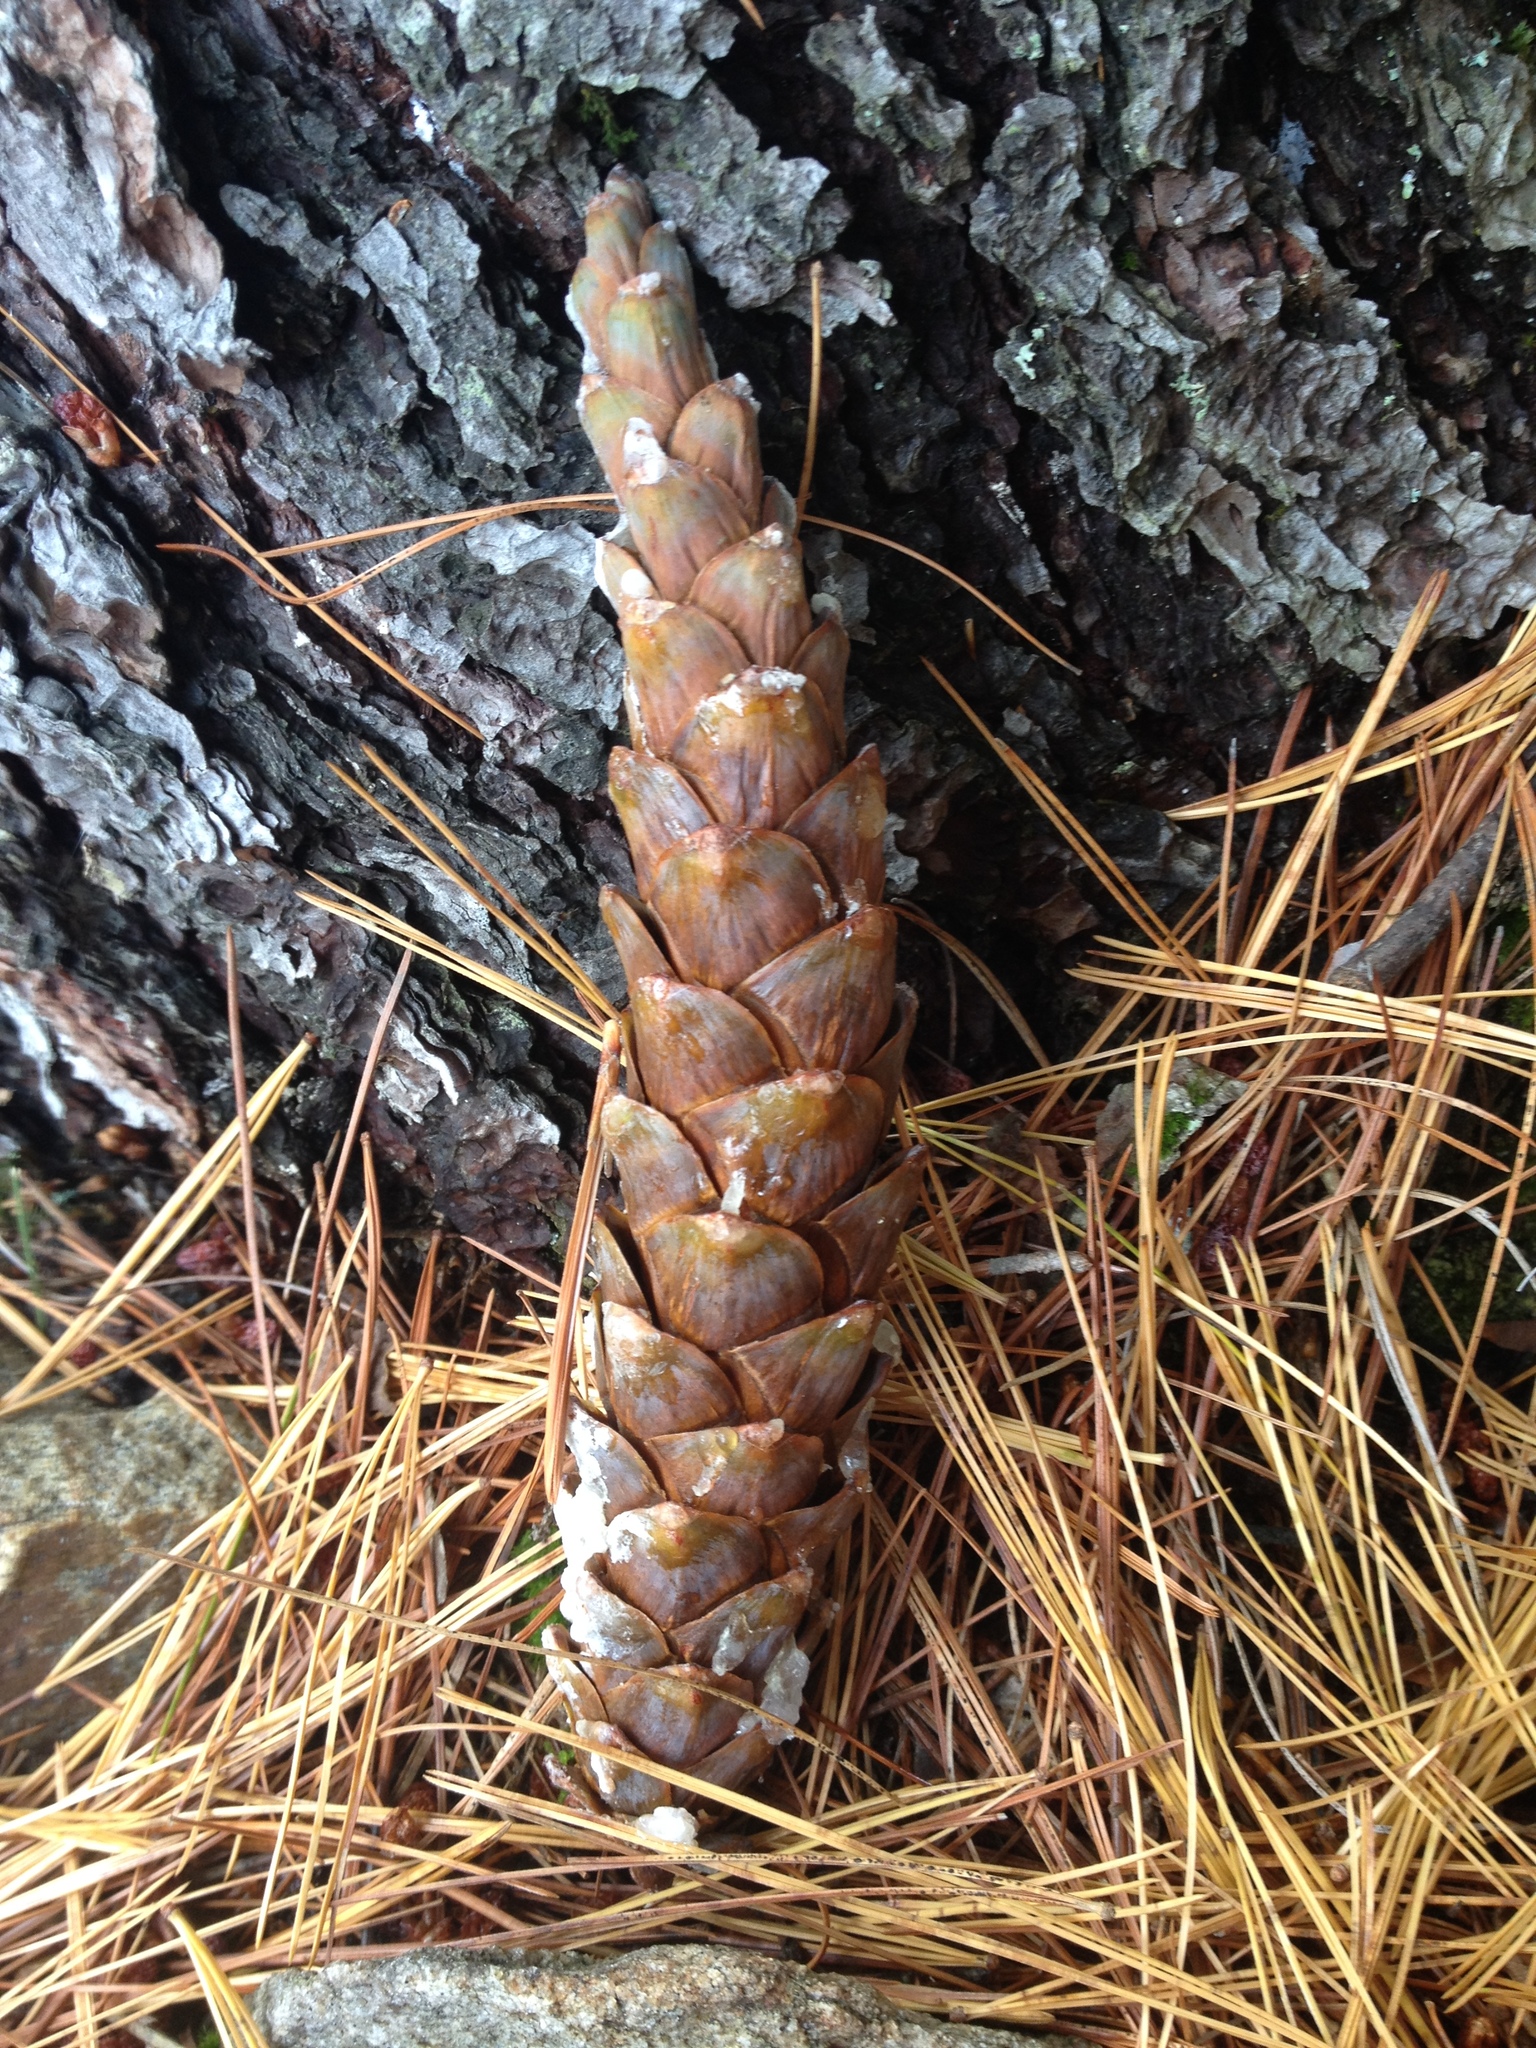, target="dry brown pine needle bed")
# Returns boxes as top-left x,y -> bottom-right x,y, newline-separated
3,575 -> 1536,2048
